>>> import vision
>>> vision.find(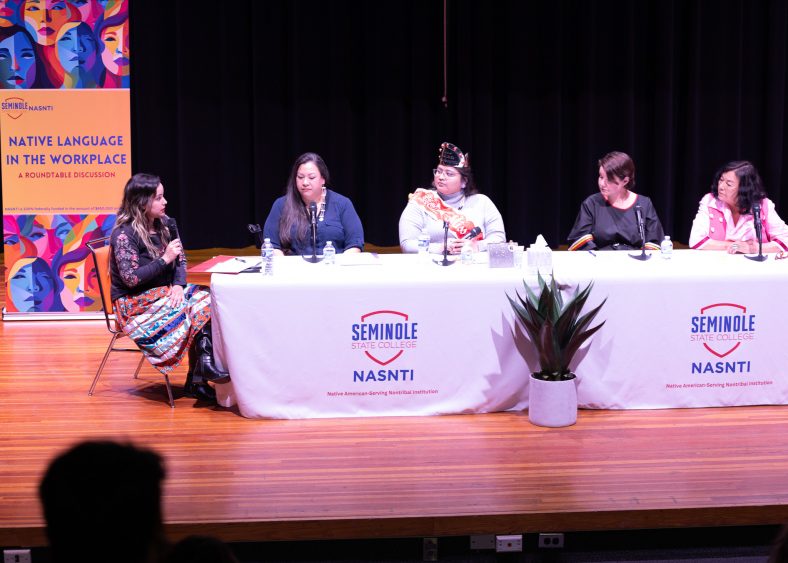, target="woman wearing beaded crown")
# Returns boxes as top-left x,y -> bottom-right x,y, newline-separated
399,142 -> 506,254
567,151 -> 664,251
263,152 -> 364,256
